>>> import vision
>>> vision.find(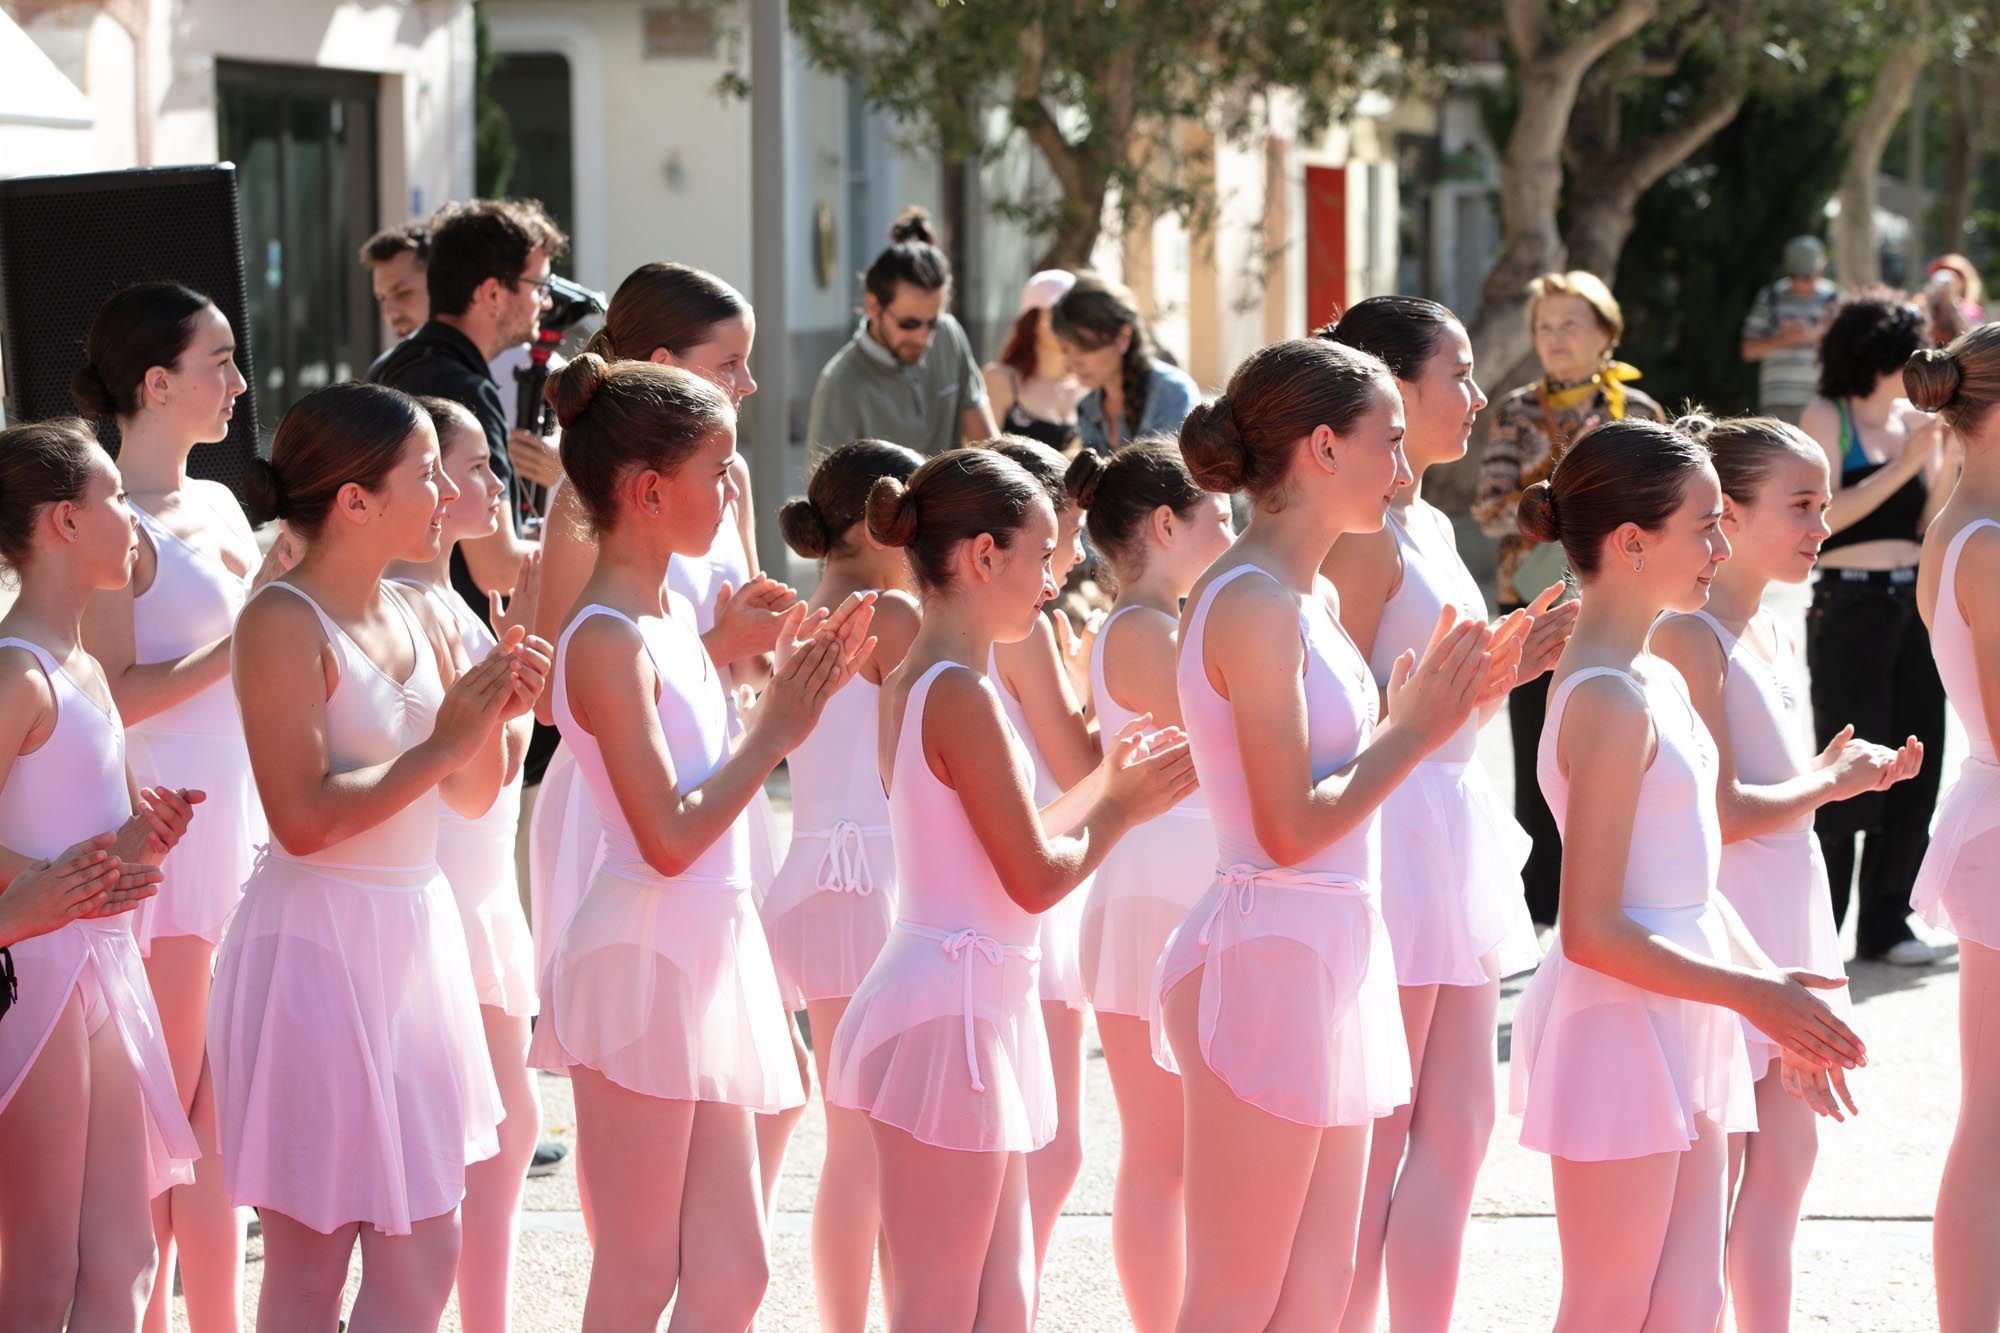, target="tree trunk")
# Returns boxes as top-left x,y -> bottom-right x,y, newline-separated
1940,58 -> 1975,253
1438,0 -> 1658,512
1836,47 -> 1927,287
1564,88 -> 1746,279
